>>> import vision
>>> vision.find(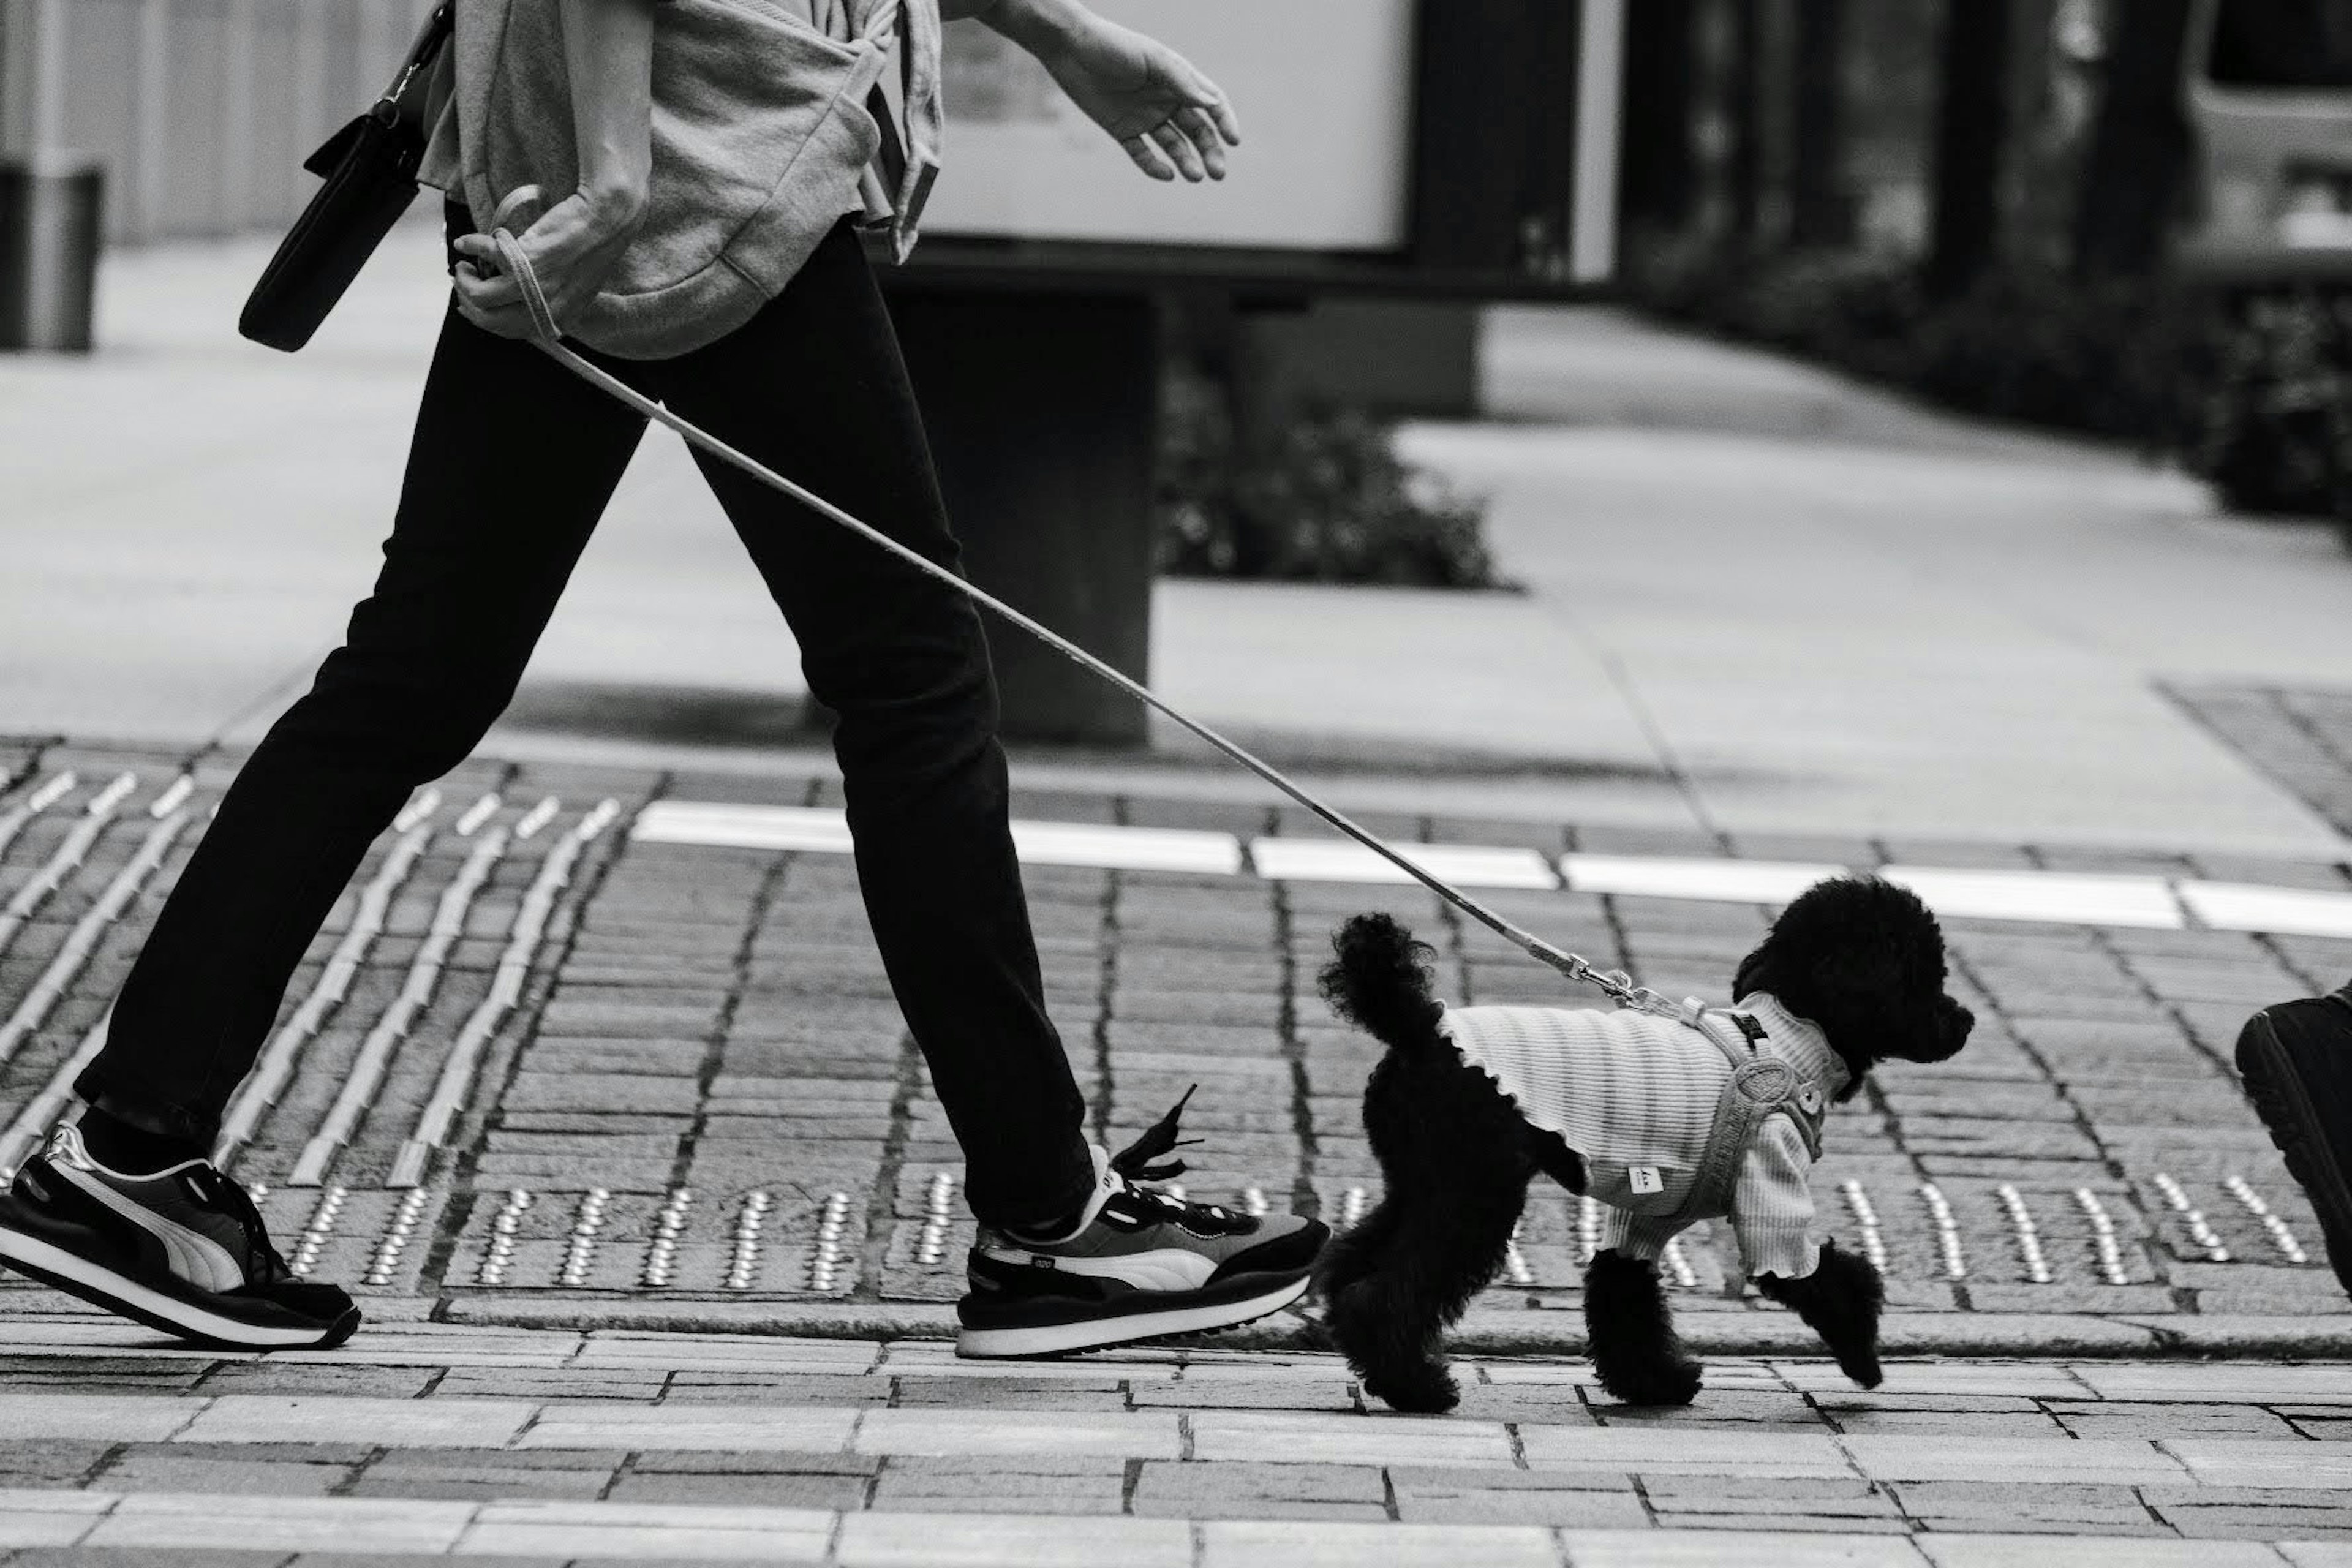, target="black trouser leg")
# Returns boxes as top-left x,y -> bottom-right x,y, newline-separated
79,303 -> 648,1145
654,224 -> 1091,1229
